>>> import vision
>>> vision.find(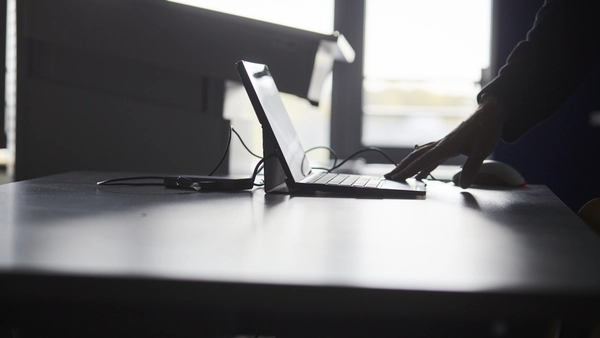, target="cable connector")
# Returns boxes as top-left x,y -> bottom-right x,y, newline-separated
175,176 -> 217,191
